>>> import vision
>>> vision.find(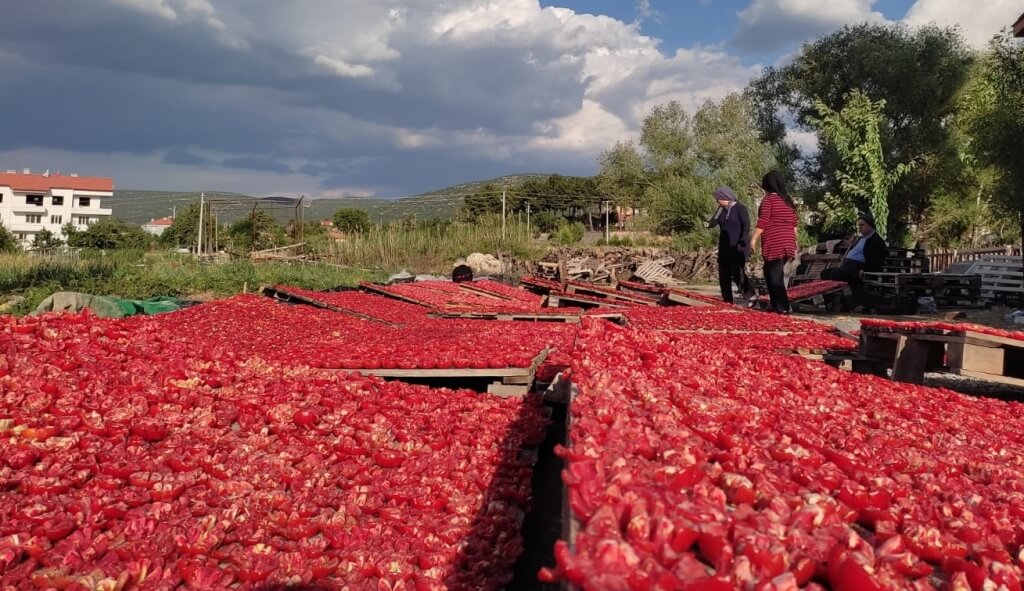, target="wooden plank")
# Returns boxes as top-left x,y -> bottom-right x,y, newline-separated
566,284 -> 655,306
664,291 -> 717,307
947,342 -> 1004,375
486,383 -> 529,397
260,285 -> 400,326
891,335 -> 929,384
349,366 -> 534,378
358,282 -> 431,307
